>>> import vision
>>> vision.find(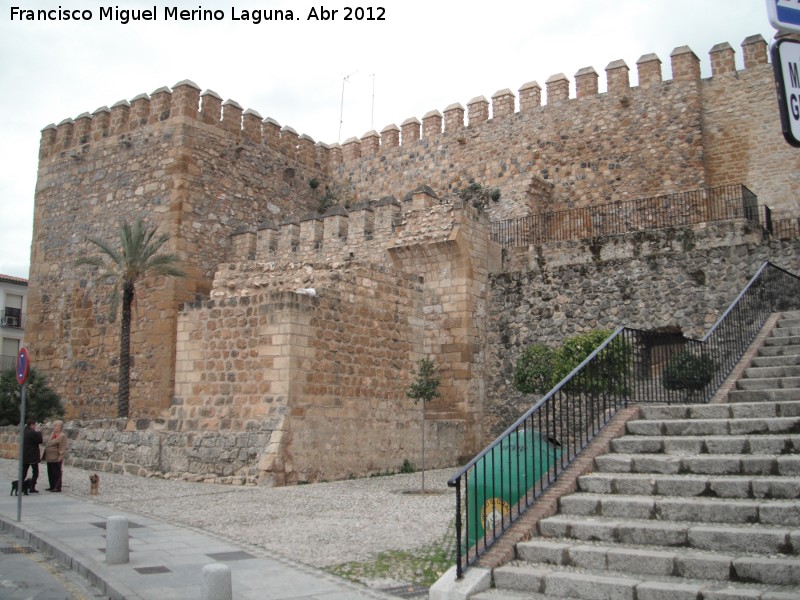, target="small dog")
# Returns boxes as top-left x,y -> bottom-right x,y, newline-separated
89,473 -> 100,495
10,478 -> 33,496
